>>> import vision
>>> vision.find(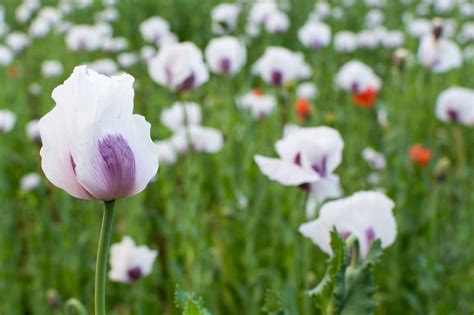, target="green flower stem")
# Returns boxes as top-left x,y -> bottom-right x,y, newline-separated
95,200 -> 116,315
65,298 -> 88,315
